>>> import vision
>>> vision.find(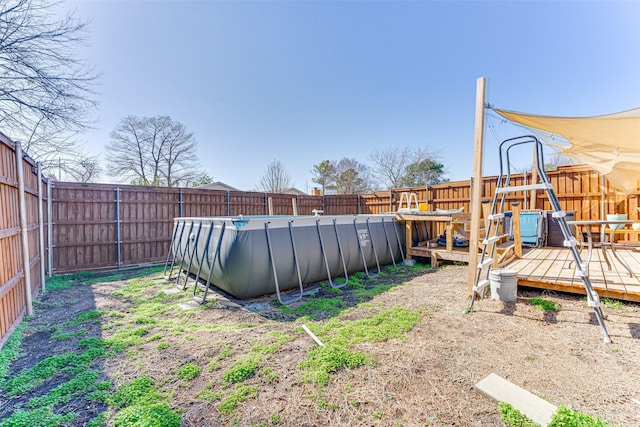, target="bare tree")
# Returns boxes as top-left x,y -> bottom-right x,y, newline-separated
106,115 -> 201,187
0,0 -> 99,175
64,154 -> 101,183
258,159 -> 292,193
334,158 -> 374,194
369,147 -> 413,188
369,147 -> 443,189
